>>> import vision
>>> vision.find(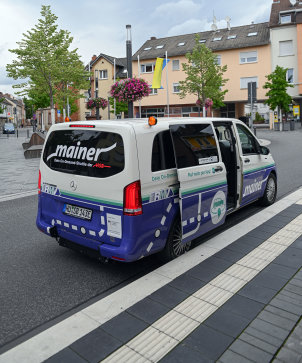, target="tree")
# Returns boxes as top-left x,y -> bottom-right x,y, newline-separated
263,65 -> 293,122
0,97 -> 4,114
108,97 -> 128,116
6,5 -> 90,124
179,35 -> 228,114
